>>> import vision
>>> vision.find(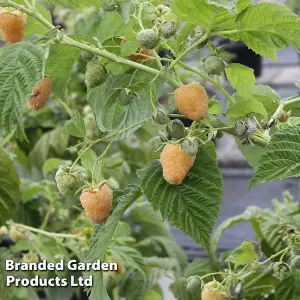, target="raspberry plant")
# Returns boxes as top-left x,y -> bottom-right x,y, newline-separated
1,0 -> 300,299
